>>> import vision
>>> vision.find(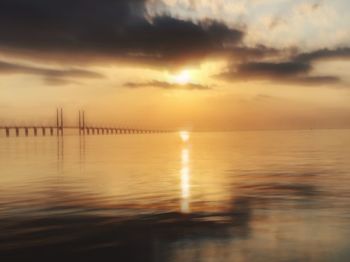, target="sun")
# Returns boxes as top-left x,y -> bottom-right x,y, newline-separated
179,131 -> 190,142
174,70 -> 191,85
